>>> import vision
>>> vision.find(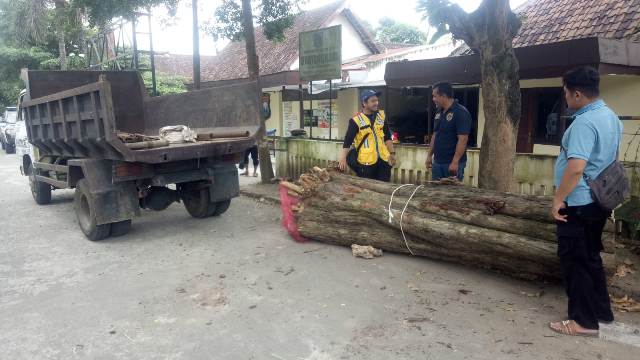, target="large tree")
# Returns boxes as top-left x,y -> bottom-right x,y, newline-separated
71,0 -> 179,26
208,0 -> 303,183
418,0 -> 522,192
376,17 -> 427,45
